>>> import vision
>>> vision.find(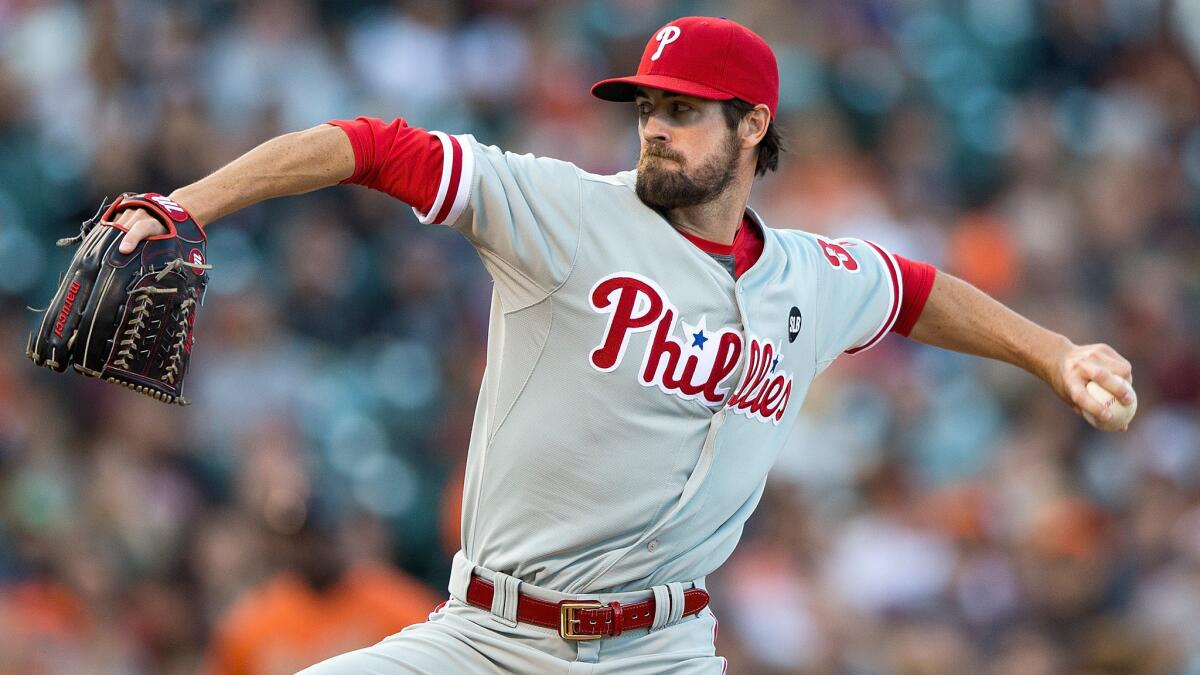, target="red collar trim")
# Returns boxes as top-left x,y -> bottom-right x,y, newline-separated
678,228 -> 735,255
677,215 -> 758,255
